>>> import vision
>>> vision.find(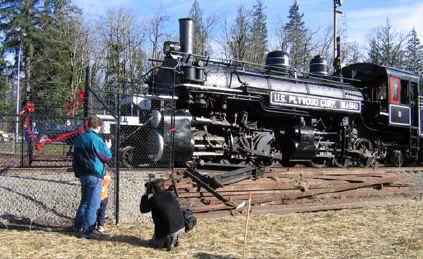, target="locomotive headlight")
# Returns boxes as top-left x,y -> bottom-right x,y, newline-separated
150,110 -> 162,129
163,41 -> 181,55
